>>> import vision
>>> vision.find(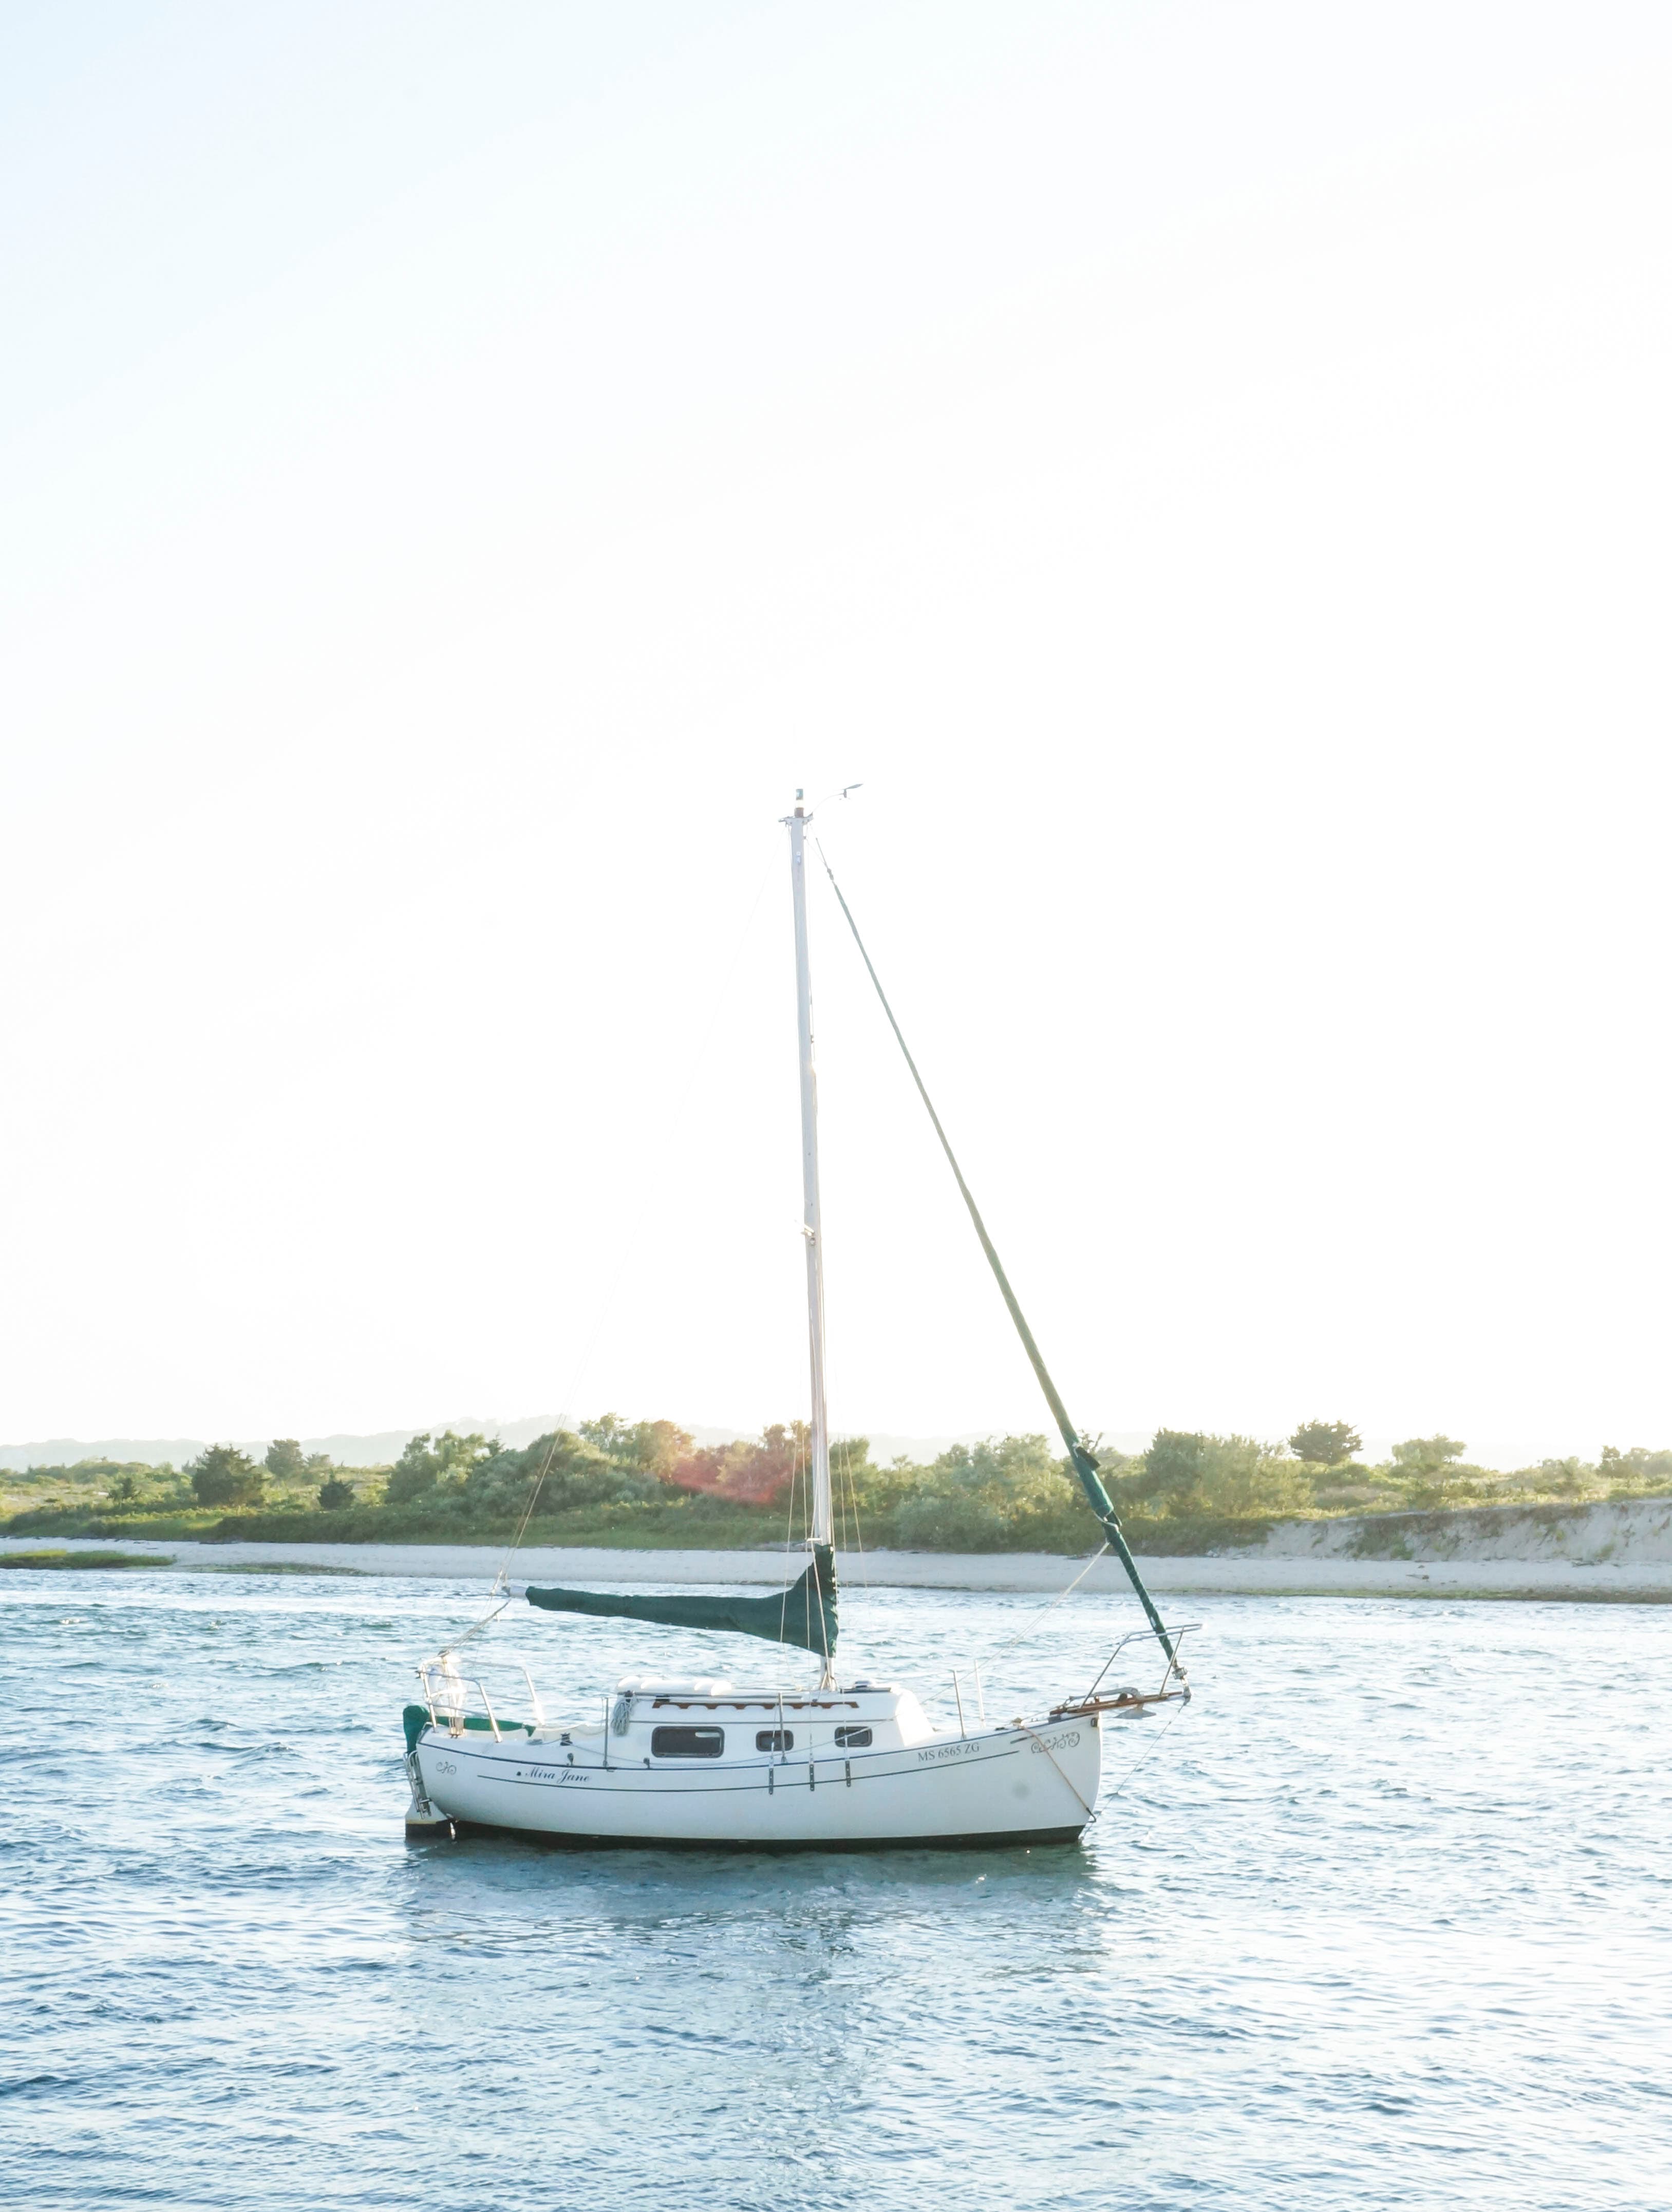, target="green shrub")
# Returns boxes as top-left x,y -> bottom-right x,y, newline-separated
188,1446 -> 264,1509
890,1491 -> 1013,1550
